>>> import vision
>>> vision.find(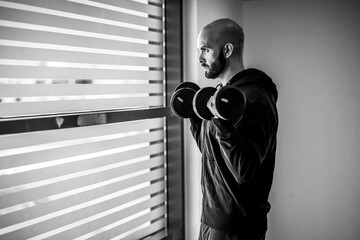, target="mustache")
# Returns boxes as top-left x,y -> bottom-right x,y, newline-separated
201,64 -> 209,68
